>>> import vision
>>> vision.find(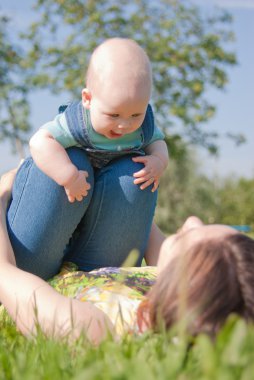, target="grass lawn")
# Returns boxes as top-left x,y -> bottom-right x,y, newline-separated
1,315 -> 254,379
1,235 -> 253,379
